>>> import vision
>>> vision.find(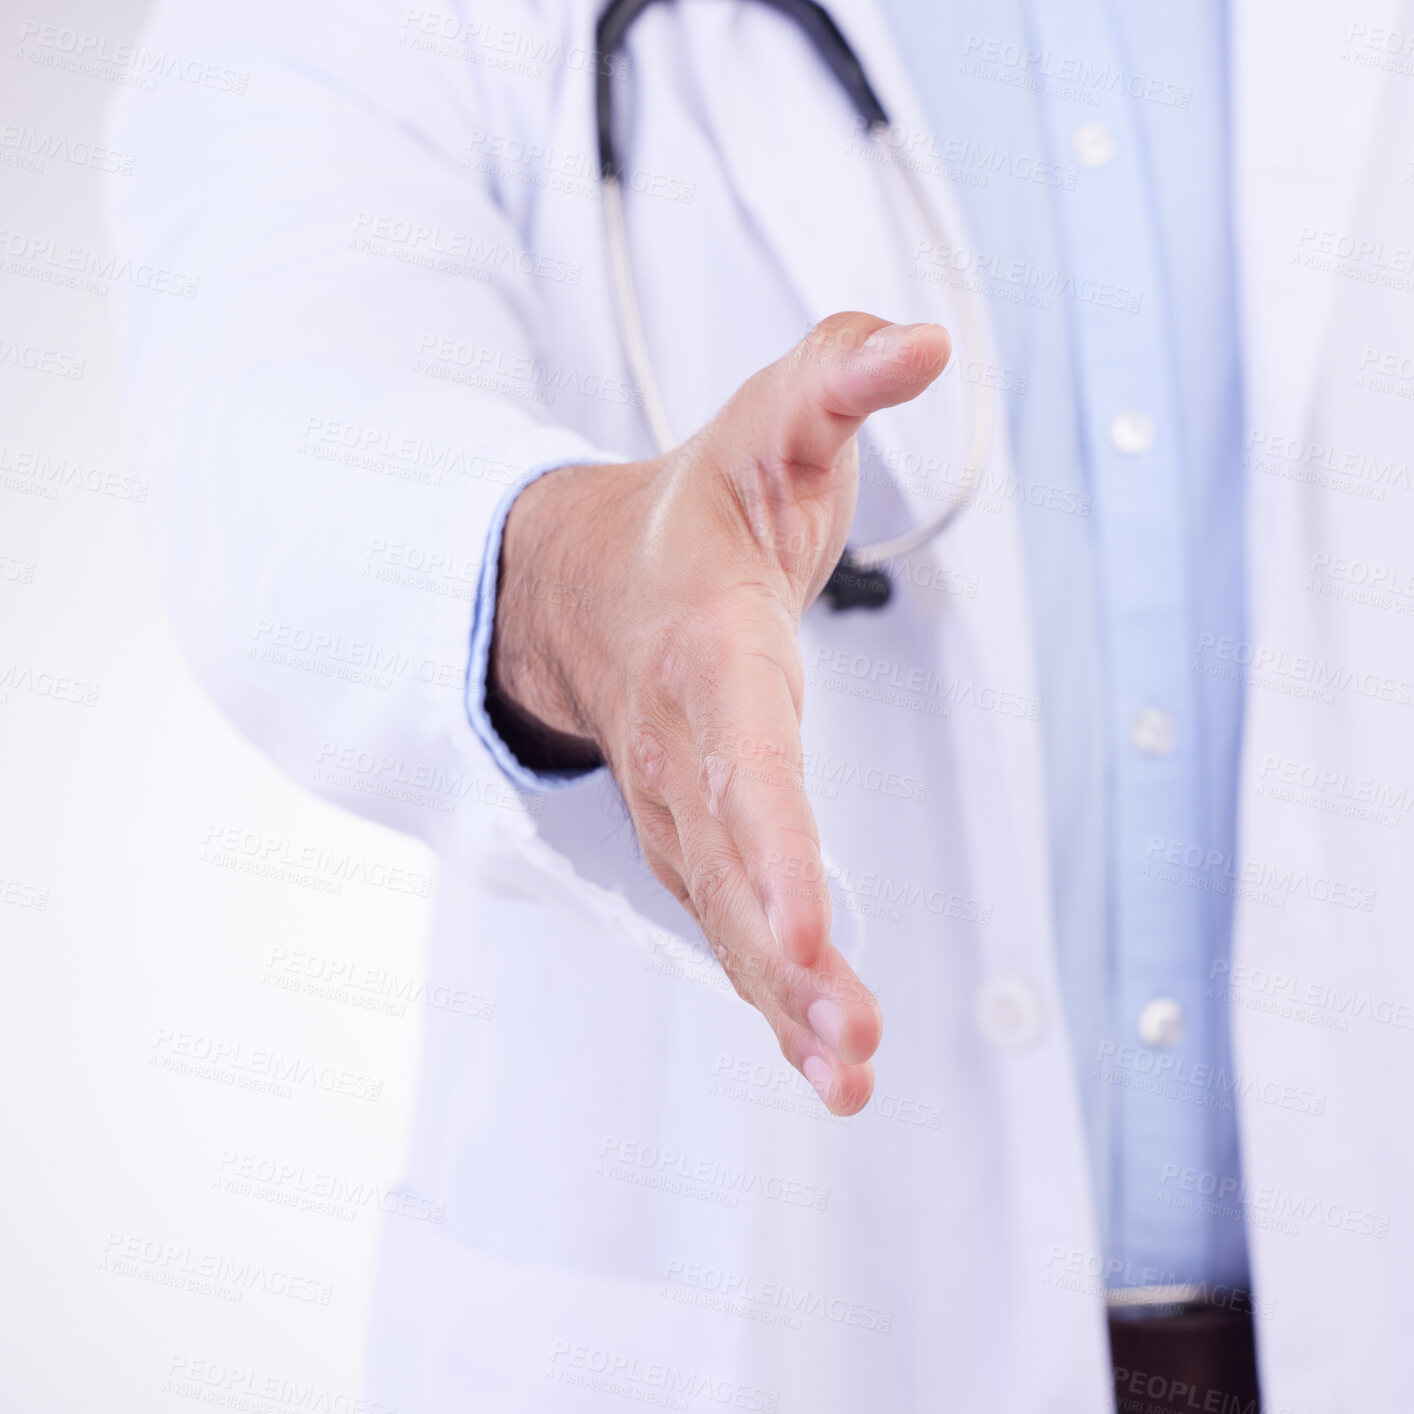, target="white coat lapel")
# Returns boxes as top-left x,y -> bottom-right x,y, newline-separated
678,0 -> 998,536
1231,0 -> 1401,440
676,0 -> 1061,982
